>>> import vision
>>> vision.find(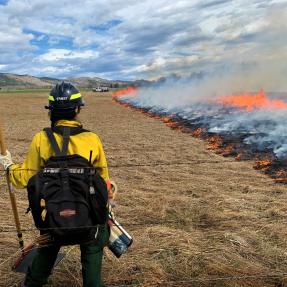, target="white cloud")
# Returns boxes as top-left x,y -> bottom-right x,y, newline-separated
37,49 -> 99,62
40,65 -> 77,74
0,0 -> 285,82
135,56 -> 200,74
